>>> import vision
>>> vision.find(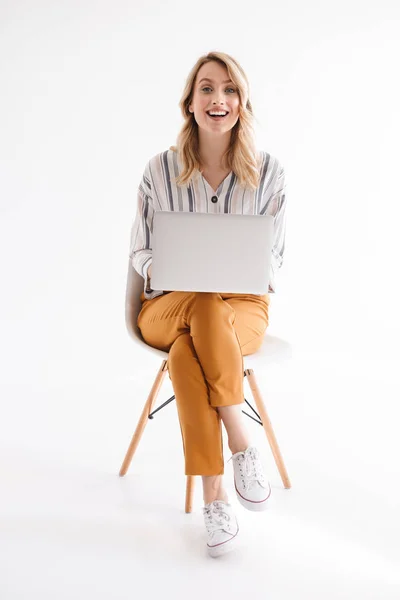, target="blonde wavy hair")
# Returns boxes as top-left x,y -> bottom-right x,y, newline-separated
169,51 -> 262,191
